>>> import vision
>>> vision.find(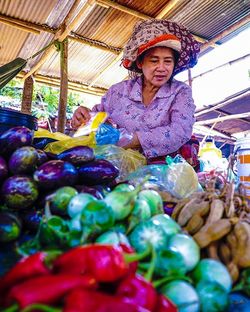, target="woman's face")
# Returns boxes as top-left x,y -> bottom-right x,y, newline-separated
137,47 -> 175,88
